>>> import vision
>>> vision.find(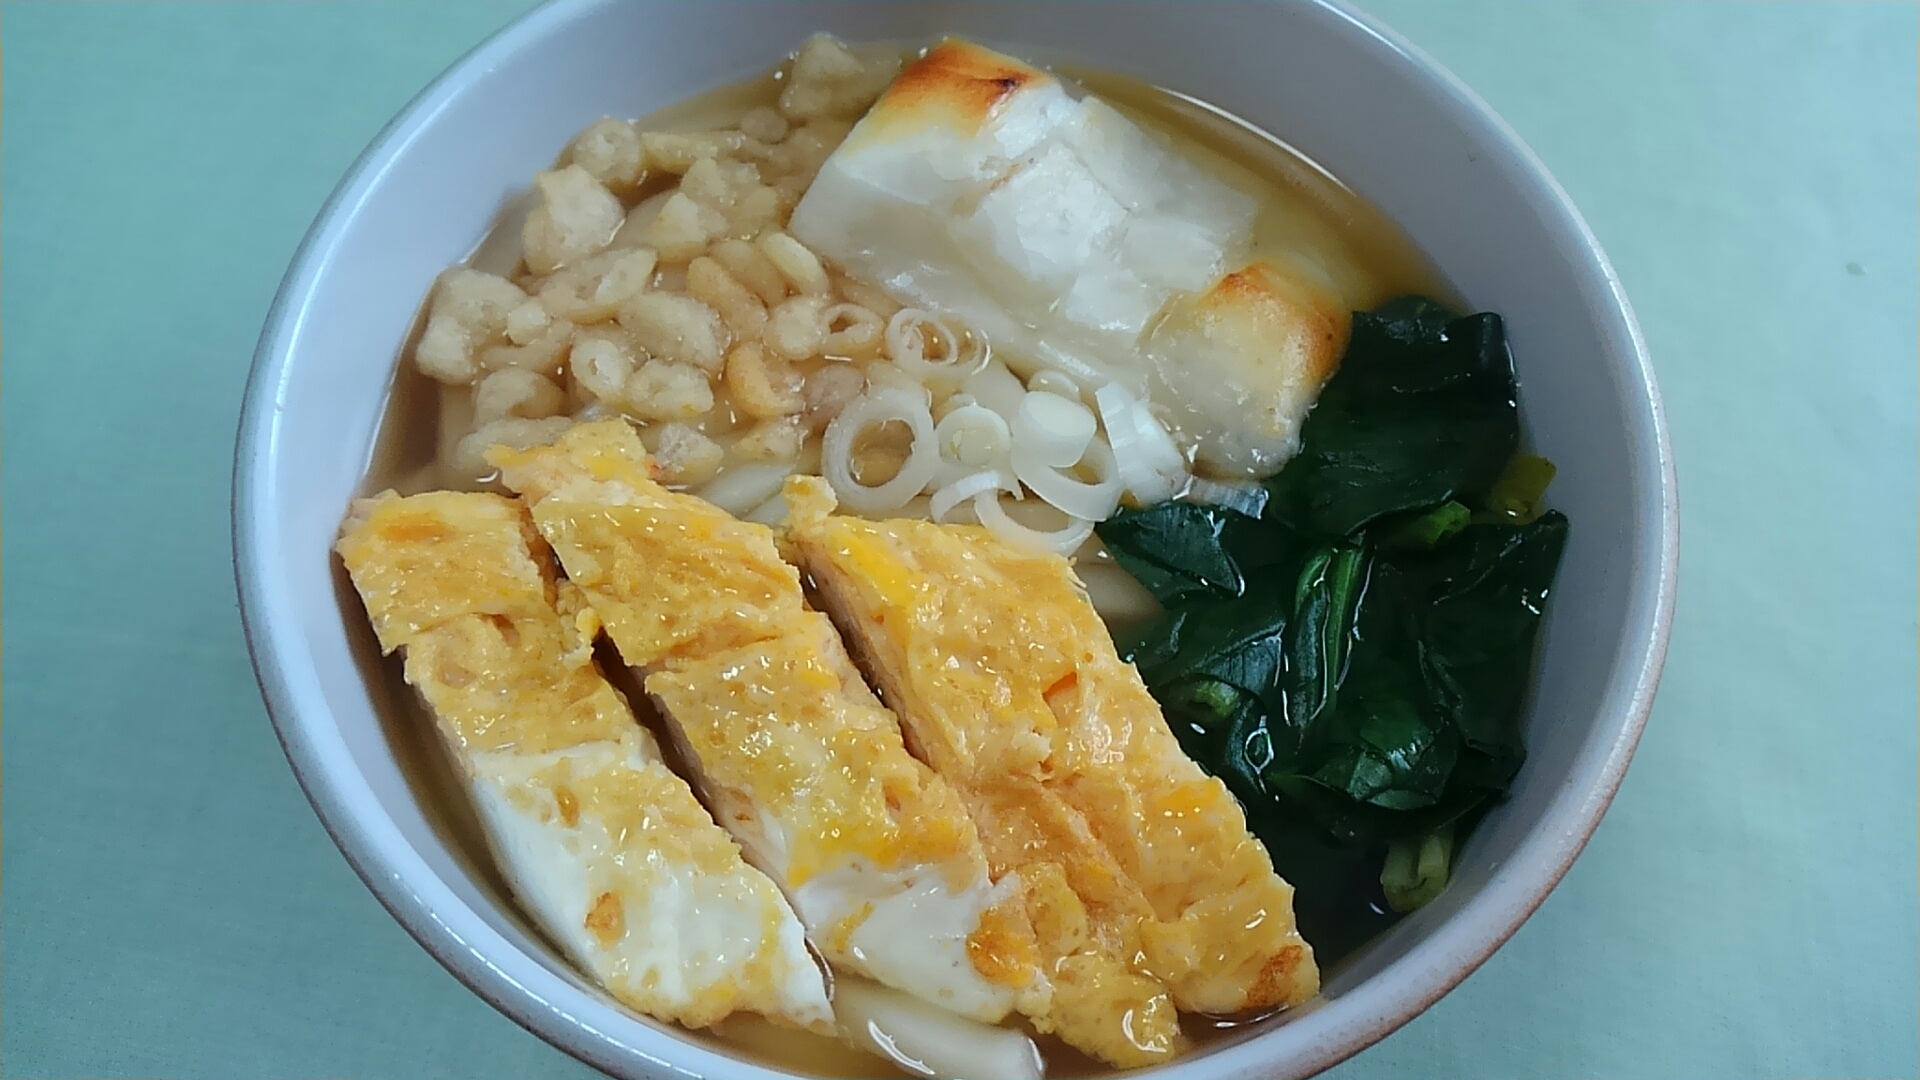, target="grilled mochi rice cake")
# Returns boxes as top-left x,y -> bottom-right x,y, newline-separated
335,490 -> 832,1032
786,477 -> 1320,1067
489,421 -> 1051,1028
788,37 -> 1350,477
